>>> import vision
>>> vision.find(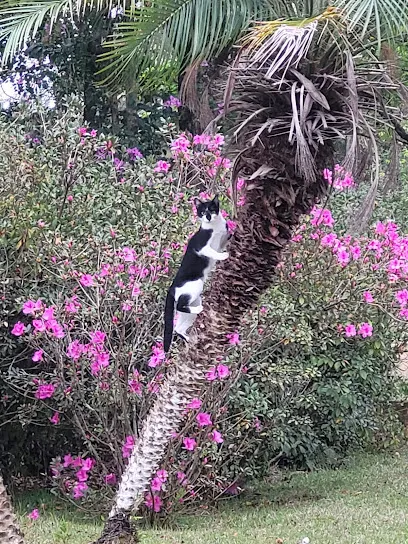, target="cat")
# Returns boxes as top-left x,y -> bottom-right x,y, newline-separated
163,195 -> 229,352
